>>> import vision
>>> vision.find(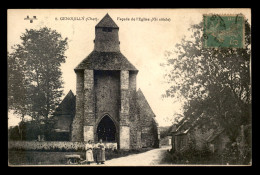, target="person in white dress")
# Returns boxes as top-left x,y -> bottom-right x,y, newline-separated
85,140 -> 94,164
